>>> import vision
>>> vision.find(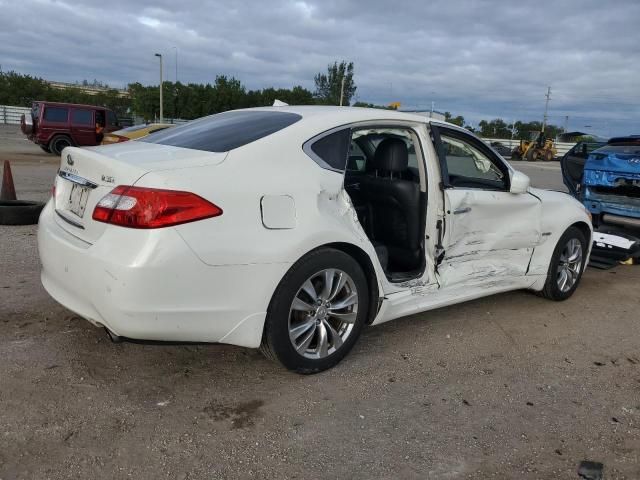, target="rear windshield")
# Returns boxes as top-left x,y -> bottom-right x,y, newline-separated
594,145 -> 640,155
141,110 -> 302,152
